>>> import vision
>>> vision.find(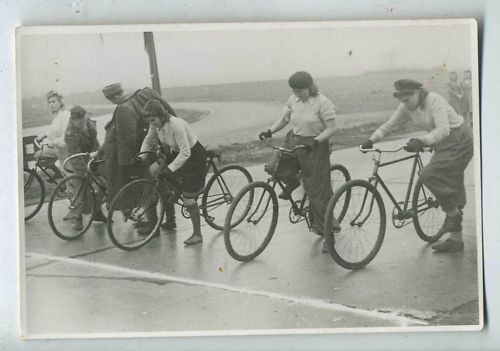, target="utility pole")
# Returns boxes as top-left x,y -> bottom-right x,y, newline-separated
144,32 -> 161,94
